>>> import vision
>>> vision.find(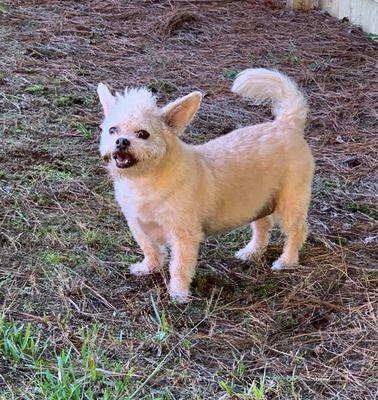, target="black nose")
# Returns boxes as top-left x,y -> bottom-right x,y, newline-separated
116,138 -> 130,150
